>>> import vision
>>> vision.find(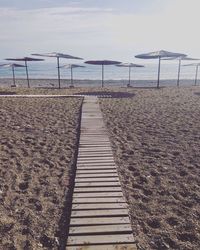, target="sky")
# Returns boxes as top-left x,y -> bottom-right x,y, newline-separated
0,0 -> 200,62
